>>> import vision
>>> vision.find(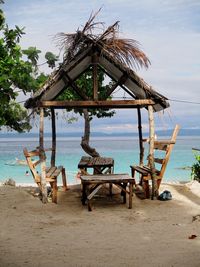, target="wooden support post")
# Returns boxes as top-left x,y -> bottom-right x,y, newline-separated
137,107 -> 144,166
148,105 -> 157,199
92,54 -> 98,100
39,108 -> 48,204
51,108 -> 56,167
